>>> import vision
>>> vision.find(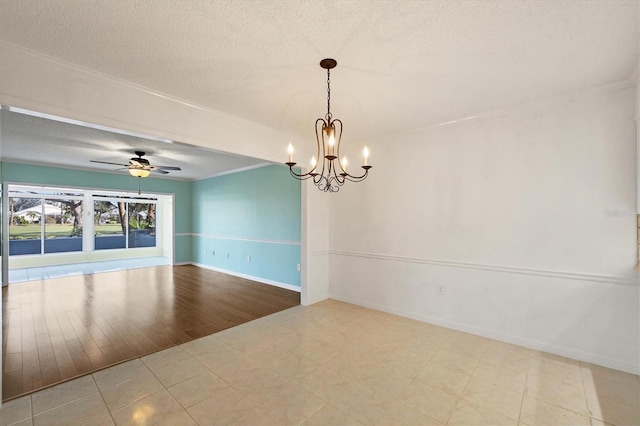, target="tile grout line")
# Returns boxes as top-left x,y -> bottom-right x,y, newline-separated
517,349 -> 533,425
142,346 -> 237,418
446,342 -> 486,424
29,393 -> 34,424
578,361 -> 590,421
31,390 -> 101,419
91,374 -> 118,426
525,355 -> 596,420
183,321 -> 311,424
